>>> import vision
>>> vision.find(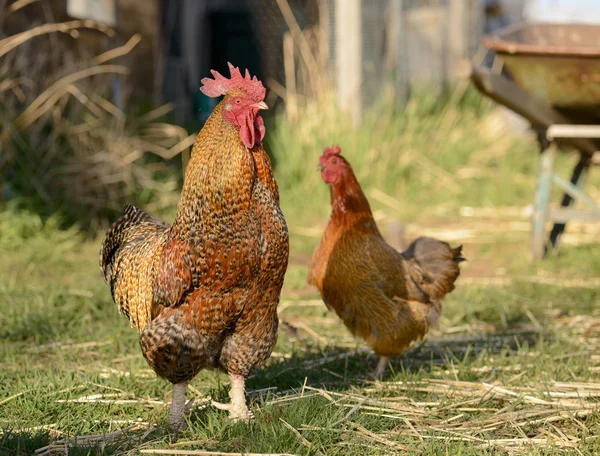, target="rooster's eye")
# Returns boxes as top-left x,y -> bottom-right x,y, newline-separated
235,99 -> 241,104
